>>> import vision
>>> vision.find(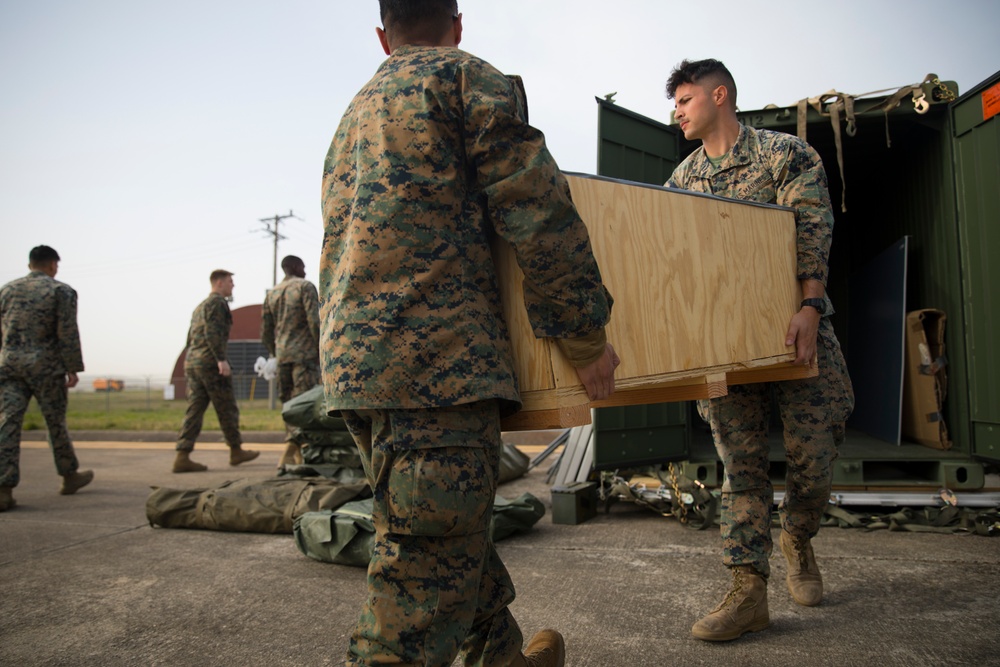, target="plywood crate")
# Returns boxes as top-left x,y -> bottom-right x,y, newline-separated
496,173 -> 815,431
